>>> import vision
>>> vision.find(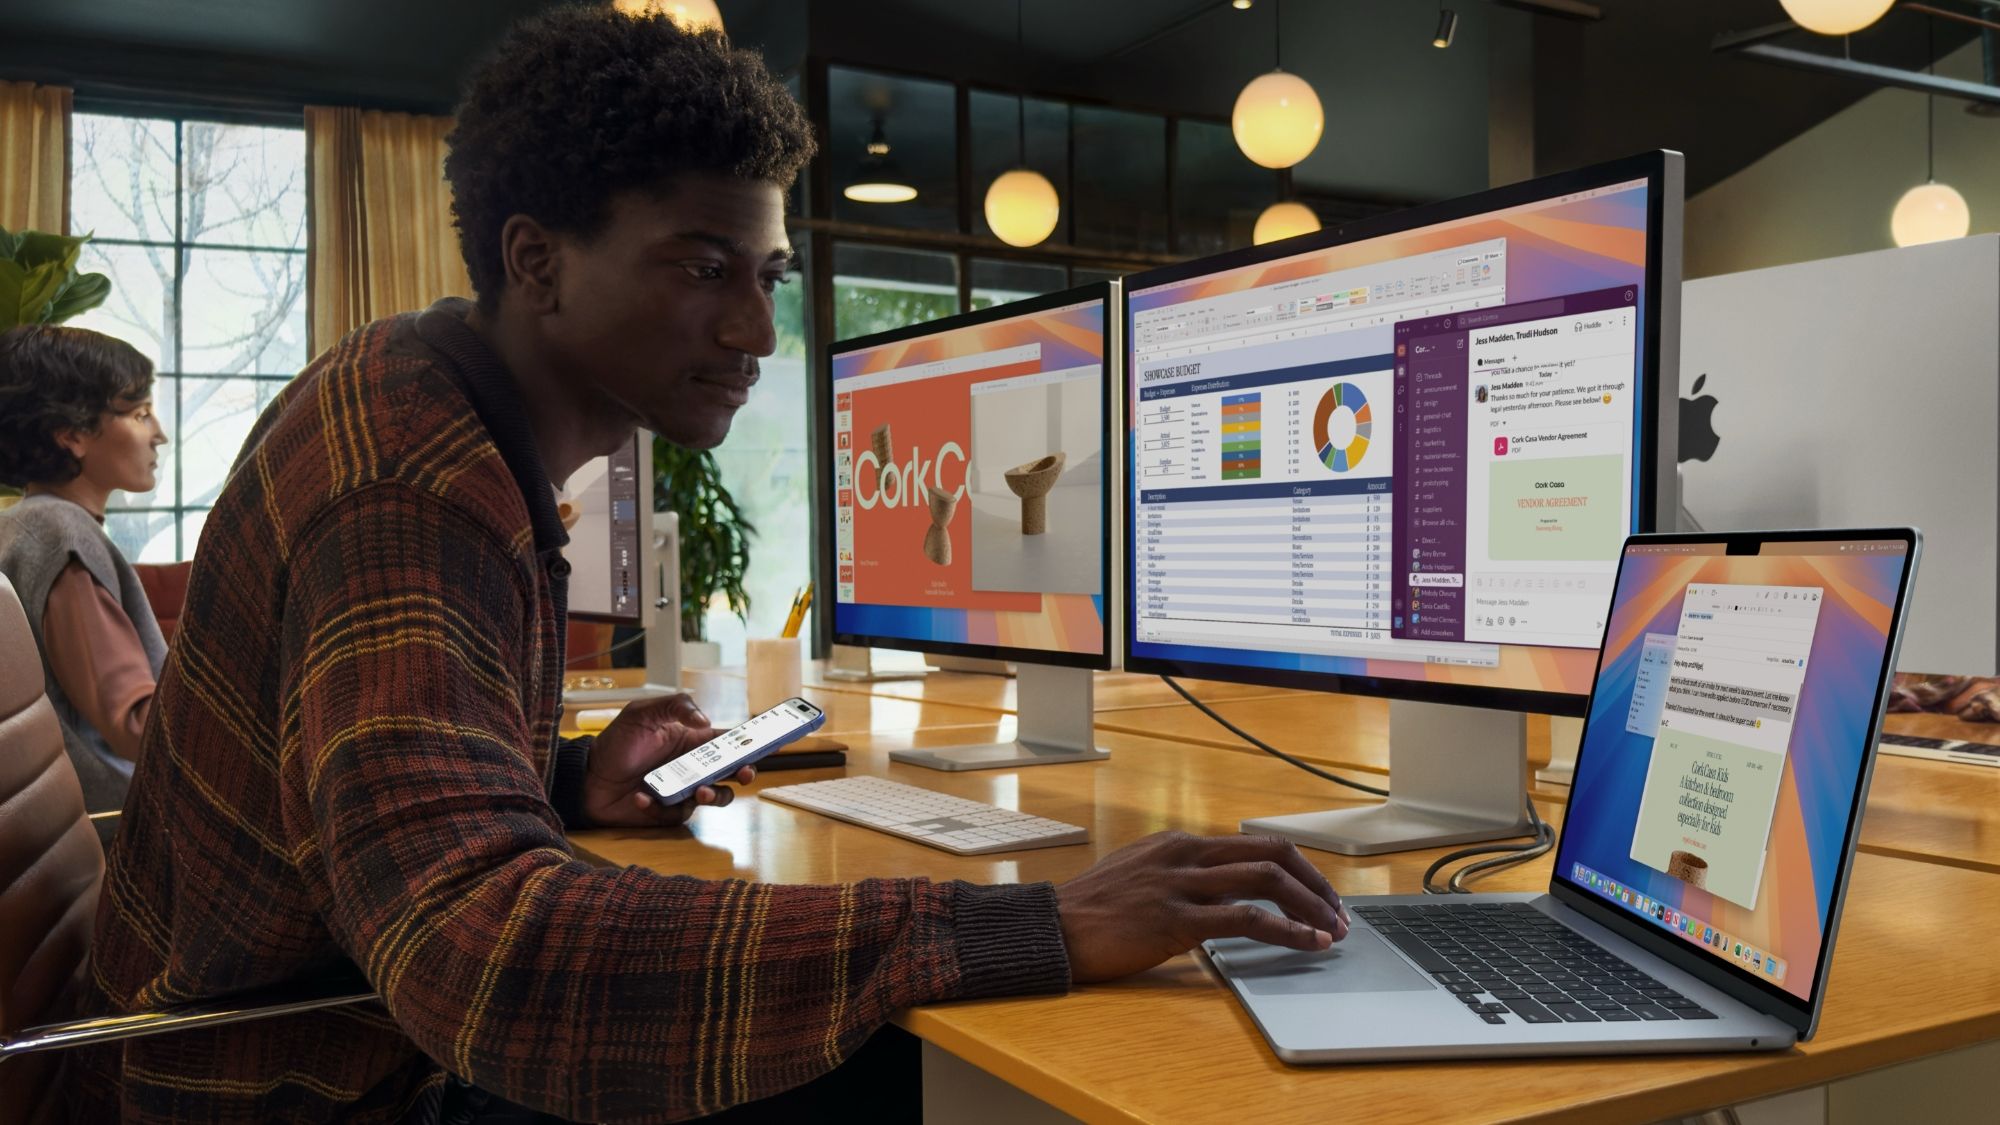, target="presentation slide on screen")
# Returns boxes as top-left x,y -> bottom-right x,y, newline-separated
834,344 -> 1100,611
1629,584 -> 1825,909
